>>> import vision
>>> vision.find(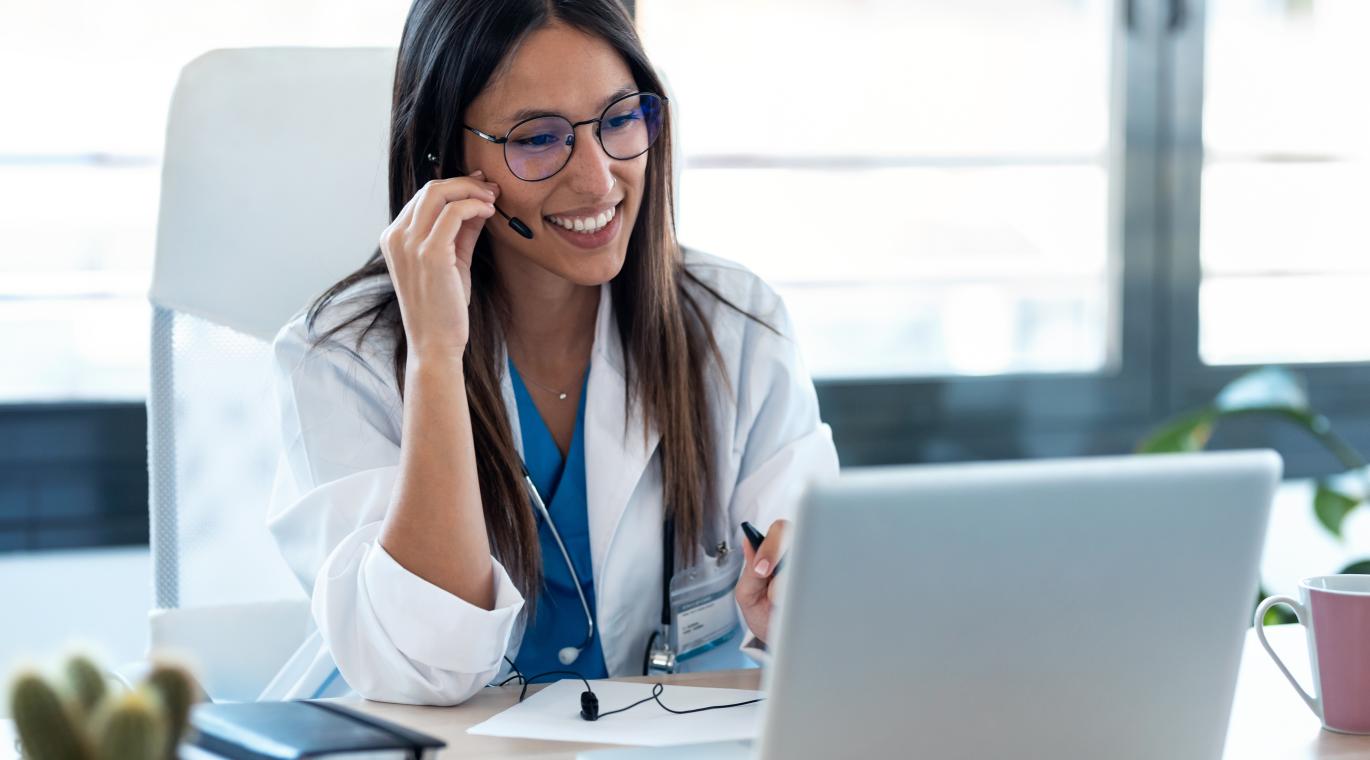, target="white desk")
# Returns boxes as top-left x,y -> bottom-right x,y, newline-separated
2,625 -> 1367,758
329,624 -> 1370,759
1222,624 -> 1369,759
